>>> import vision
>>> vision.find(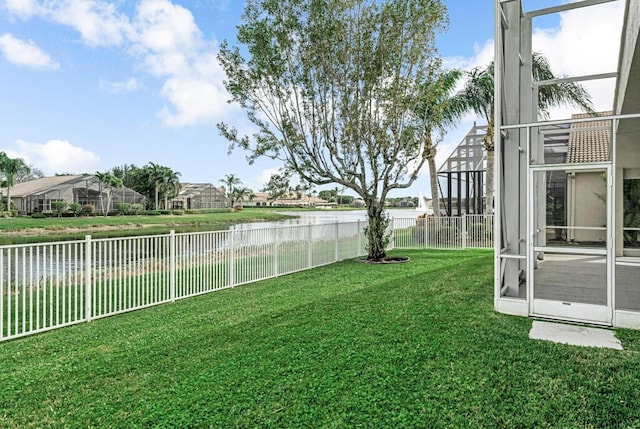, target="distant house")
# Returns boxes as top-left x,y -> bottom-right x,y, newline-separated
171,183 -> 227,210
243,191 -> 331,207
0,175 -> 145,214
